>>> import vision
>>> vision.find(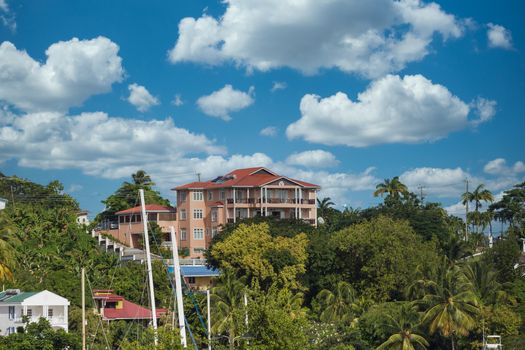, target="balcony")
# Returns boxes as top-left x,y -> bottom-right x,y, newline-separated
226,198 -> 315,205
15,316 -> 67,325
